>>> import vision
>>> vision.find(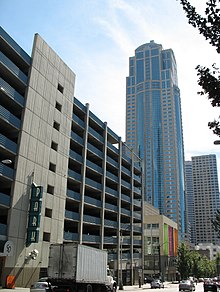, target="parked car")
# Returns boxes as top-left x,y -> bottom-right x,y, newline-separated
144,276 -> 154,284
150,279 -> 164,289
204,281 -> 220,292
179,279 -> 195,291
30,278 -> 52,292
